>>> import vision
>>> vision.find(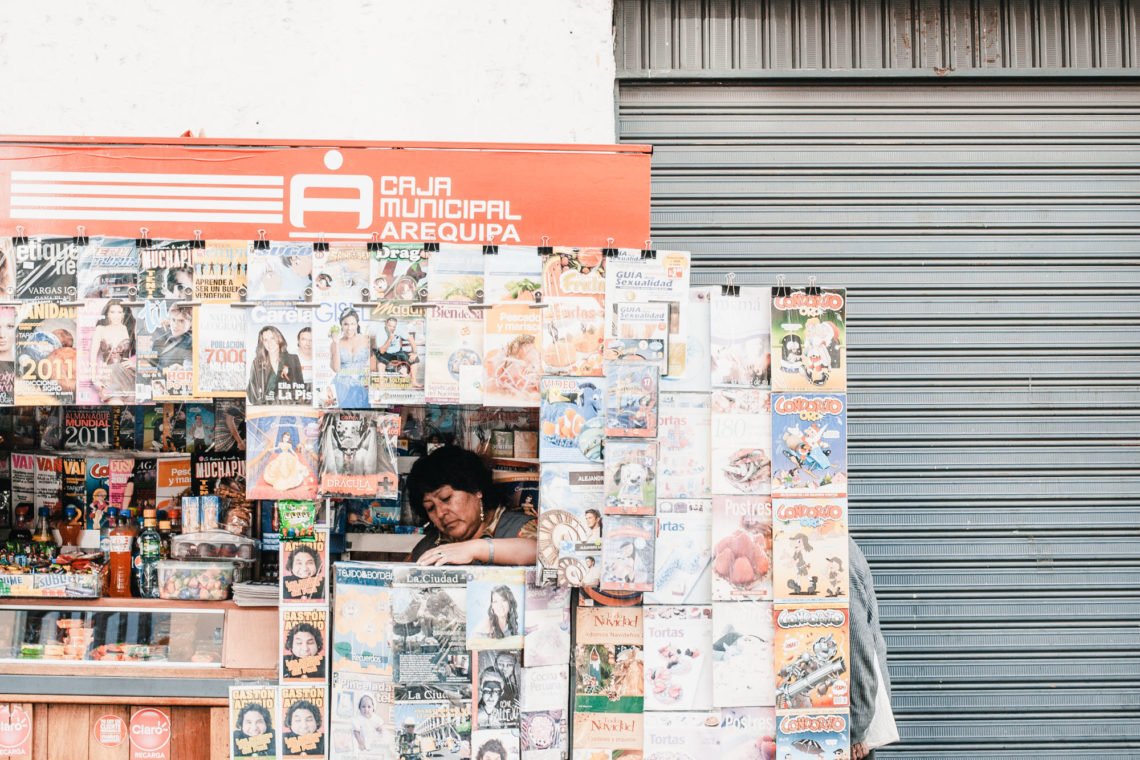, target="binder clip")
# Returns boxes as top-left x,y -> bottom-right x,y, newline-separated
73,226 -> 89,246
12,226 -> 28,246
602,237 -> 619,258
721,272 -> 740,297
774,275 -> 792,299
231,286 -> 256,308
424,242 -> 440,253
482,245 -> 499,256
188,229 -> 205,250
252,230 -> 270,251
805,276 -> 822,296
313,233 -> 329,252
537,236 -> 553,256
367,233 -> 381,253
136,227 -> 152,249
640,240 -> 656,260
